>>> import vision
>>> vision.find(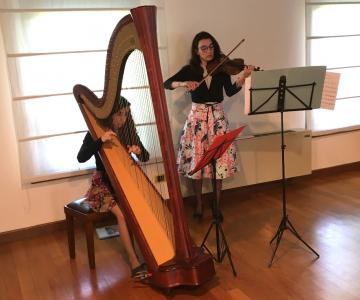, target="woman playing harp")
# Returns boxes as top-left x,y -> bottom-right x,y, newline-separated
77,96 -> 148,277
74,5 -> 214,288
